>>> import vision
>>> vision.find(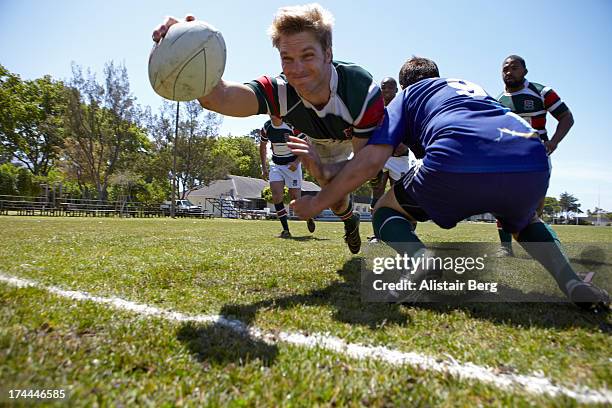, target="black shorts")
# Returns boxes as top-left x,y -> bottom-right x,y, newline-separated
394,163 -> 550,233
